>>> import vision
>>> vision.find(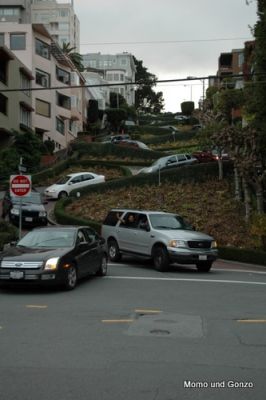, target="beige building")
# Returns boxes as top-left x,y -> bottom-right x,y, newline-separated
0,45 -> 34,144
0,23 -> 85,150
